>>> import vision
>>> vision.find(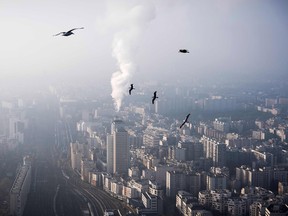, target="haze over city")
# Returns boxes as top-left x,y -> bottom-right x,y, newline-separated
1,1 -> 288,216
1,0 -> 288,88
